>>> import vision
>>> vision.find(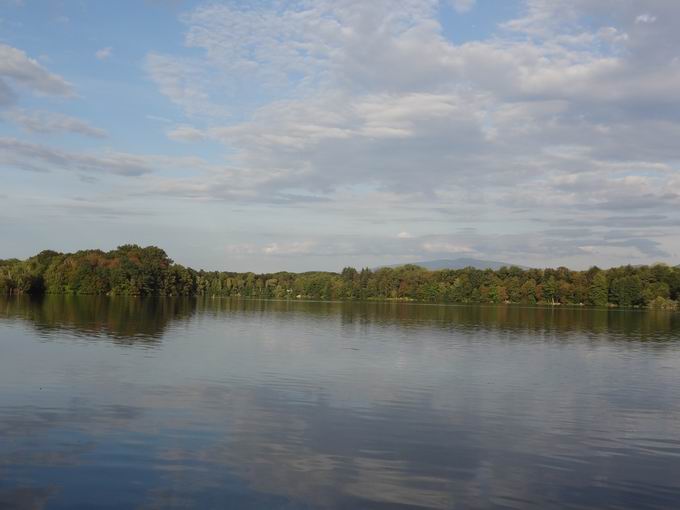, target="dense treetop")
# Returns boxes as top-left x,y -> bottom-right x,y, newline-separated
1,245 -> 678,310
